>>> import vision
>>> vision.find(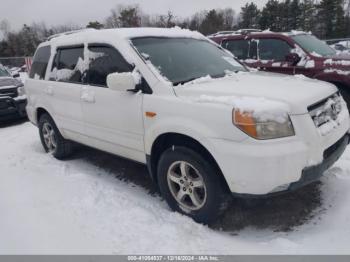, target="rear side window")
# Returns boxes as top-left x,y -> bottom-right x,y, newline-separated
87,45 -> 132,87
222,40 -> 249,60
258,39 -> 292,61
50,46 -> 85,83
29,46 -> 51,79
